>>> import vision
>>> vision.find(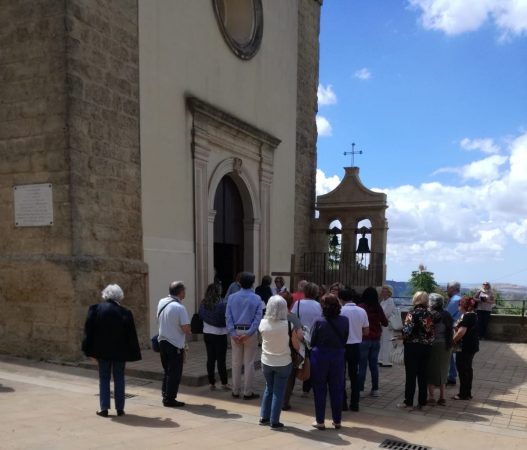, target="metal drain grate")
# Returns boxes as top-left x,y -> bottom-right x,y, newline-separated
380,440 -> 430,450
